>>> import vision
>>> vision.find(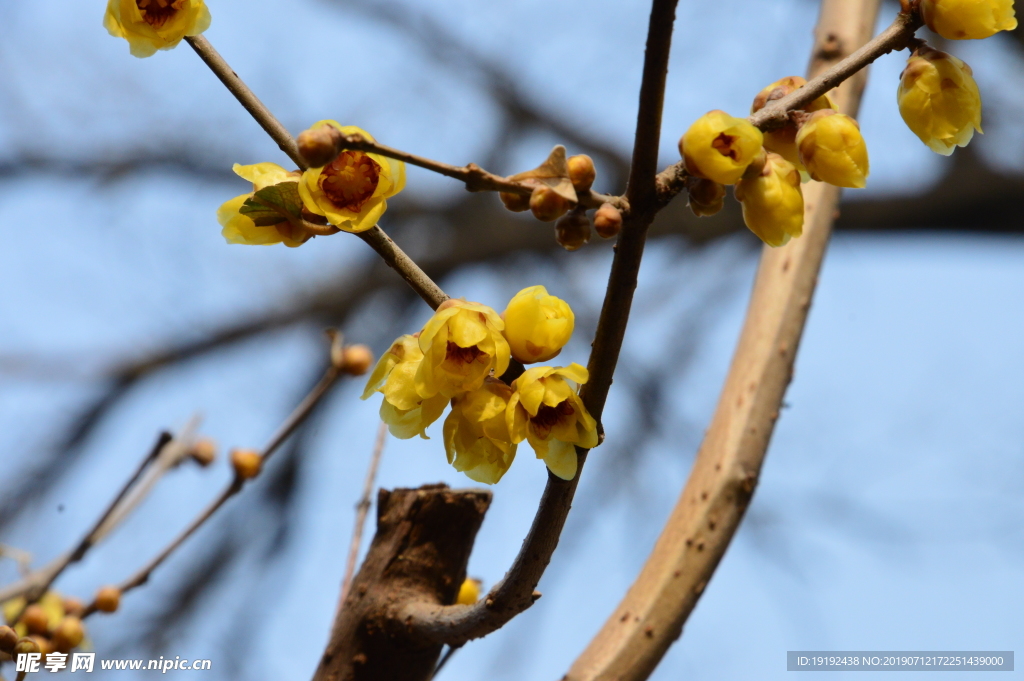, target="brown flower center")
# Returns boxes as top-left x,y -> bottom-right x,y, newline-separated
318,151 -> 381,212
711,132 -> 739,160
446,342 -> 485,365
531,400 -> 575,438
136,0 -> 184,27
